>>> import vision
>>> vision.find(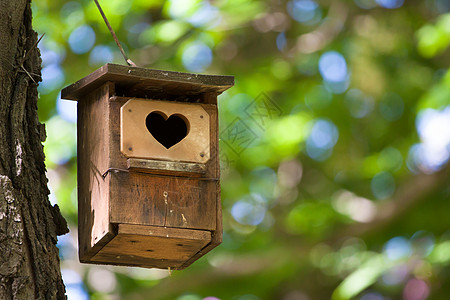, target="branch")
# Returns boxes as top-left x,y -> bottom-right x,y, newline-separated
334,162 -> 450,239
293,1 -> 348,54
